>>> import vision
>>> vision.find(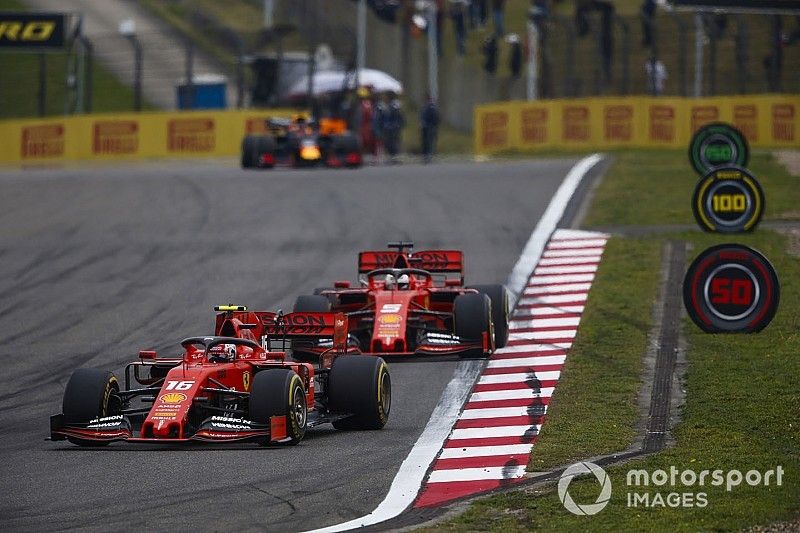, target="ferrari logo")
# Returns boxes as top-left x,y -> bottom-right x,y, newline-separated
243,371 -> 251,391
